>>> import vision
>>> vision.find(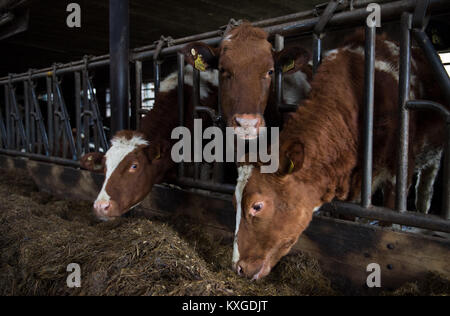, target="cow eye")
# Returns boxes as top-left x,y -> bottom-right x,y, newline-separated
267,69 -> 274,76
252,202 -> 264,212
129,164 -> 138,171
